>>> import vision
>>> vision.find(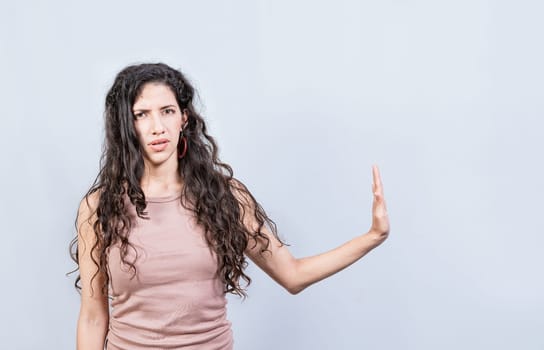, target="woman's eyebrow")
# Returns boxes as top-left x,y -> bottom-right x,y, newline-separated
133,105 -> 177,112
